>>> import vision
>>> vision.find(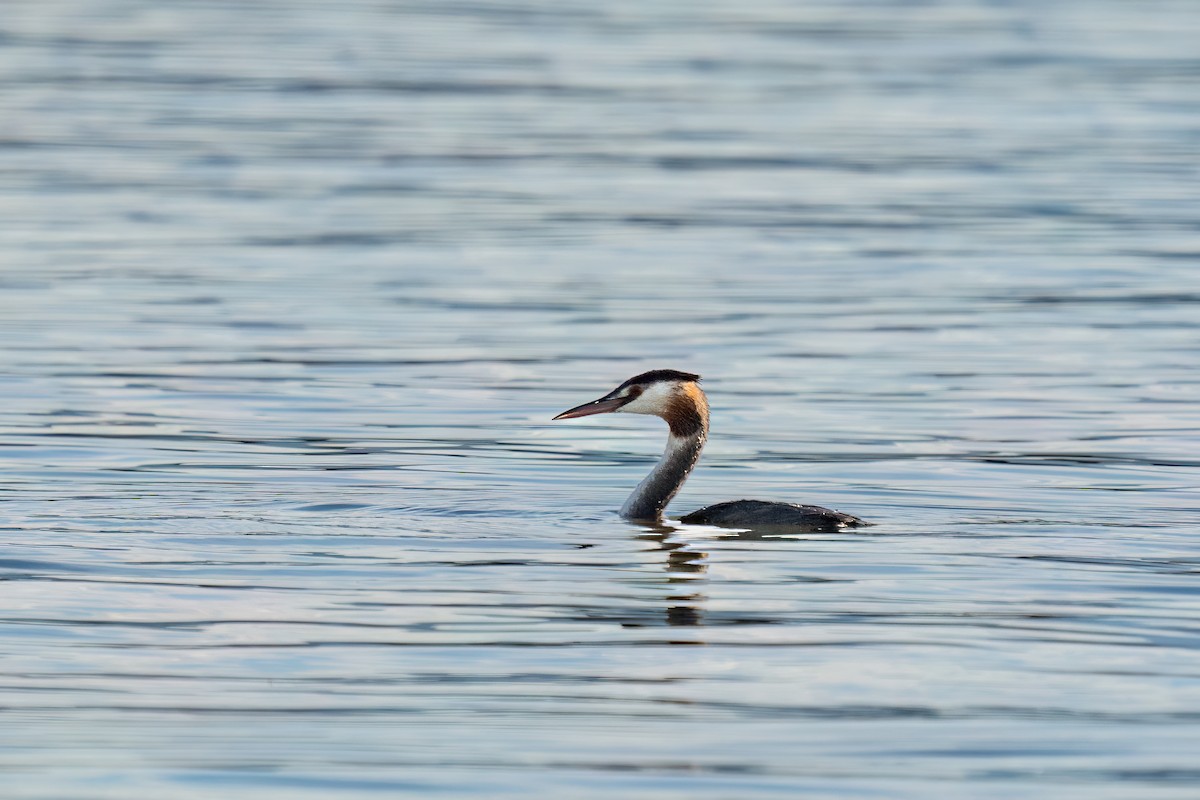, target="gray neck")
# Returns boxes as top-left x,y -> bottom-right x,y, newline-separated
620,431 -> 706,522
